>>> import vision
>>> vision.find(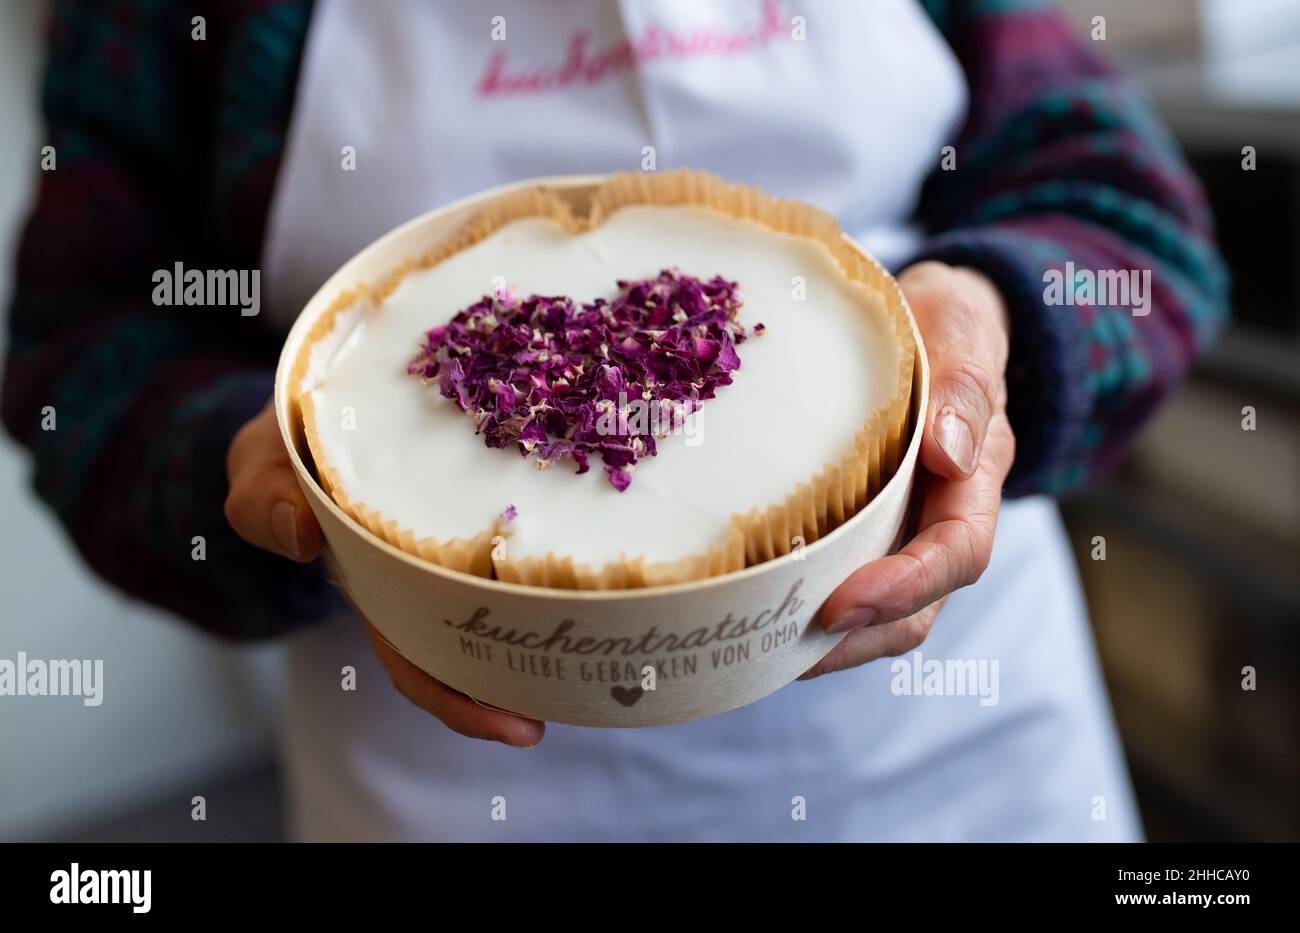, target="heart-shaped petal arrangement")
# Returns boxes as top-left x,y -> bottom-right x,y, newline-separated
406,269 -> 755,492
292,169 -> 915,590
